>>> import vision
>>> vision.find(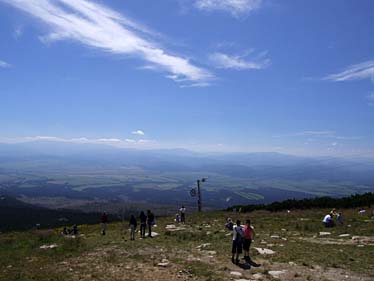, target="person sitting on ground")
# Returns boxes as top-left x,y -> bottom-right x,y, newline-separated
180,205 -> 186,224
139,211 -> 147,239
129,215 -> 137,241
175,213 -> 181,223
101,212 -> 108,235
322,213 -> 334,227
225,218 -> 234,231
243,219 -> 255,262
147,210 -> 155,238
61,227 -> 68,235
231,220 -> 244,265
